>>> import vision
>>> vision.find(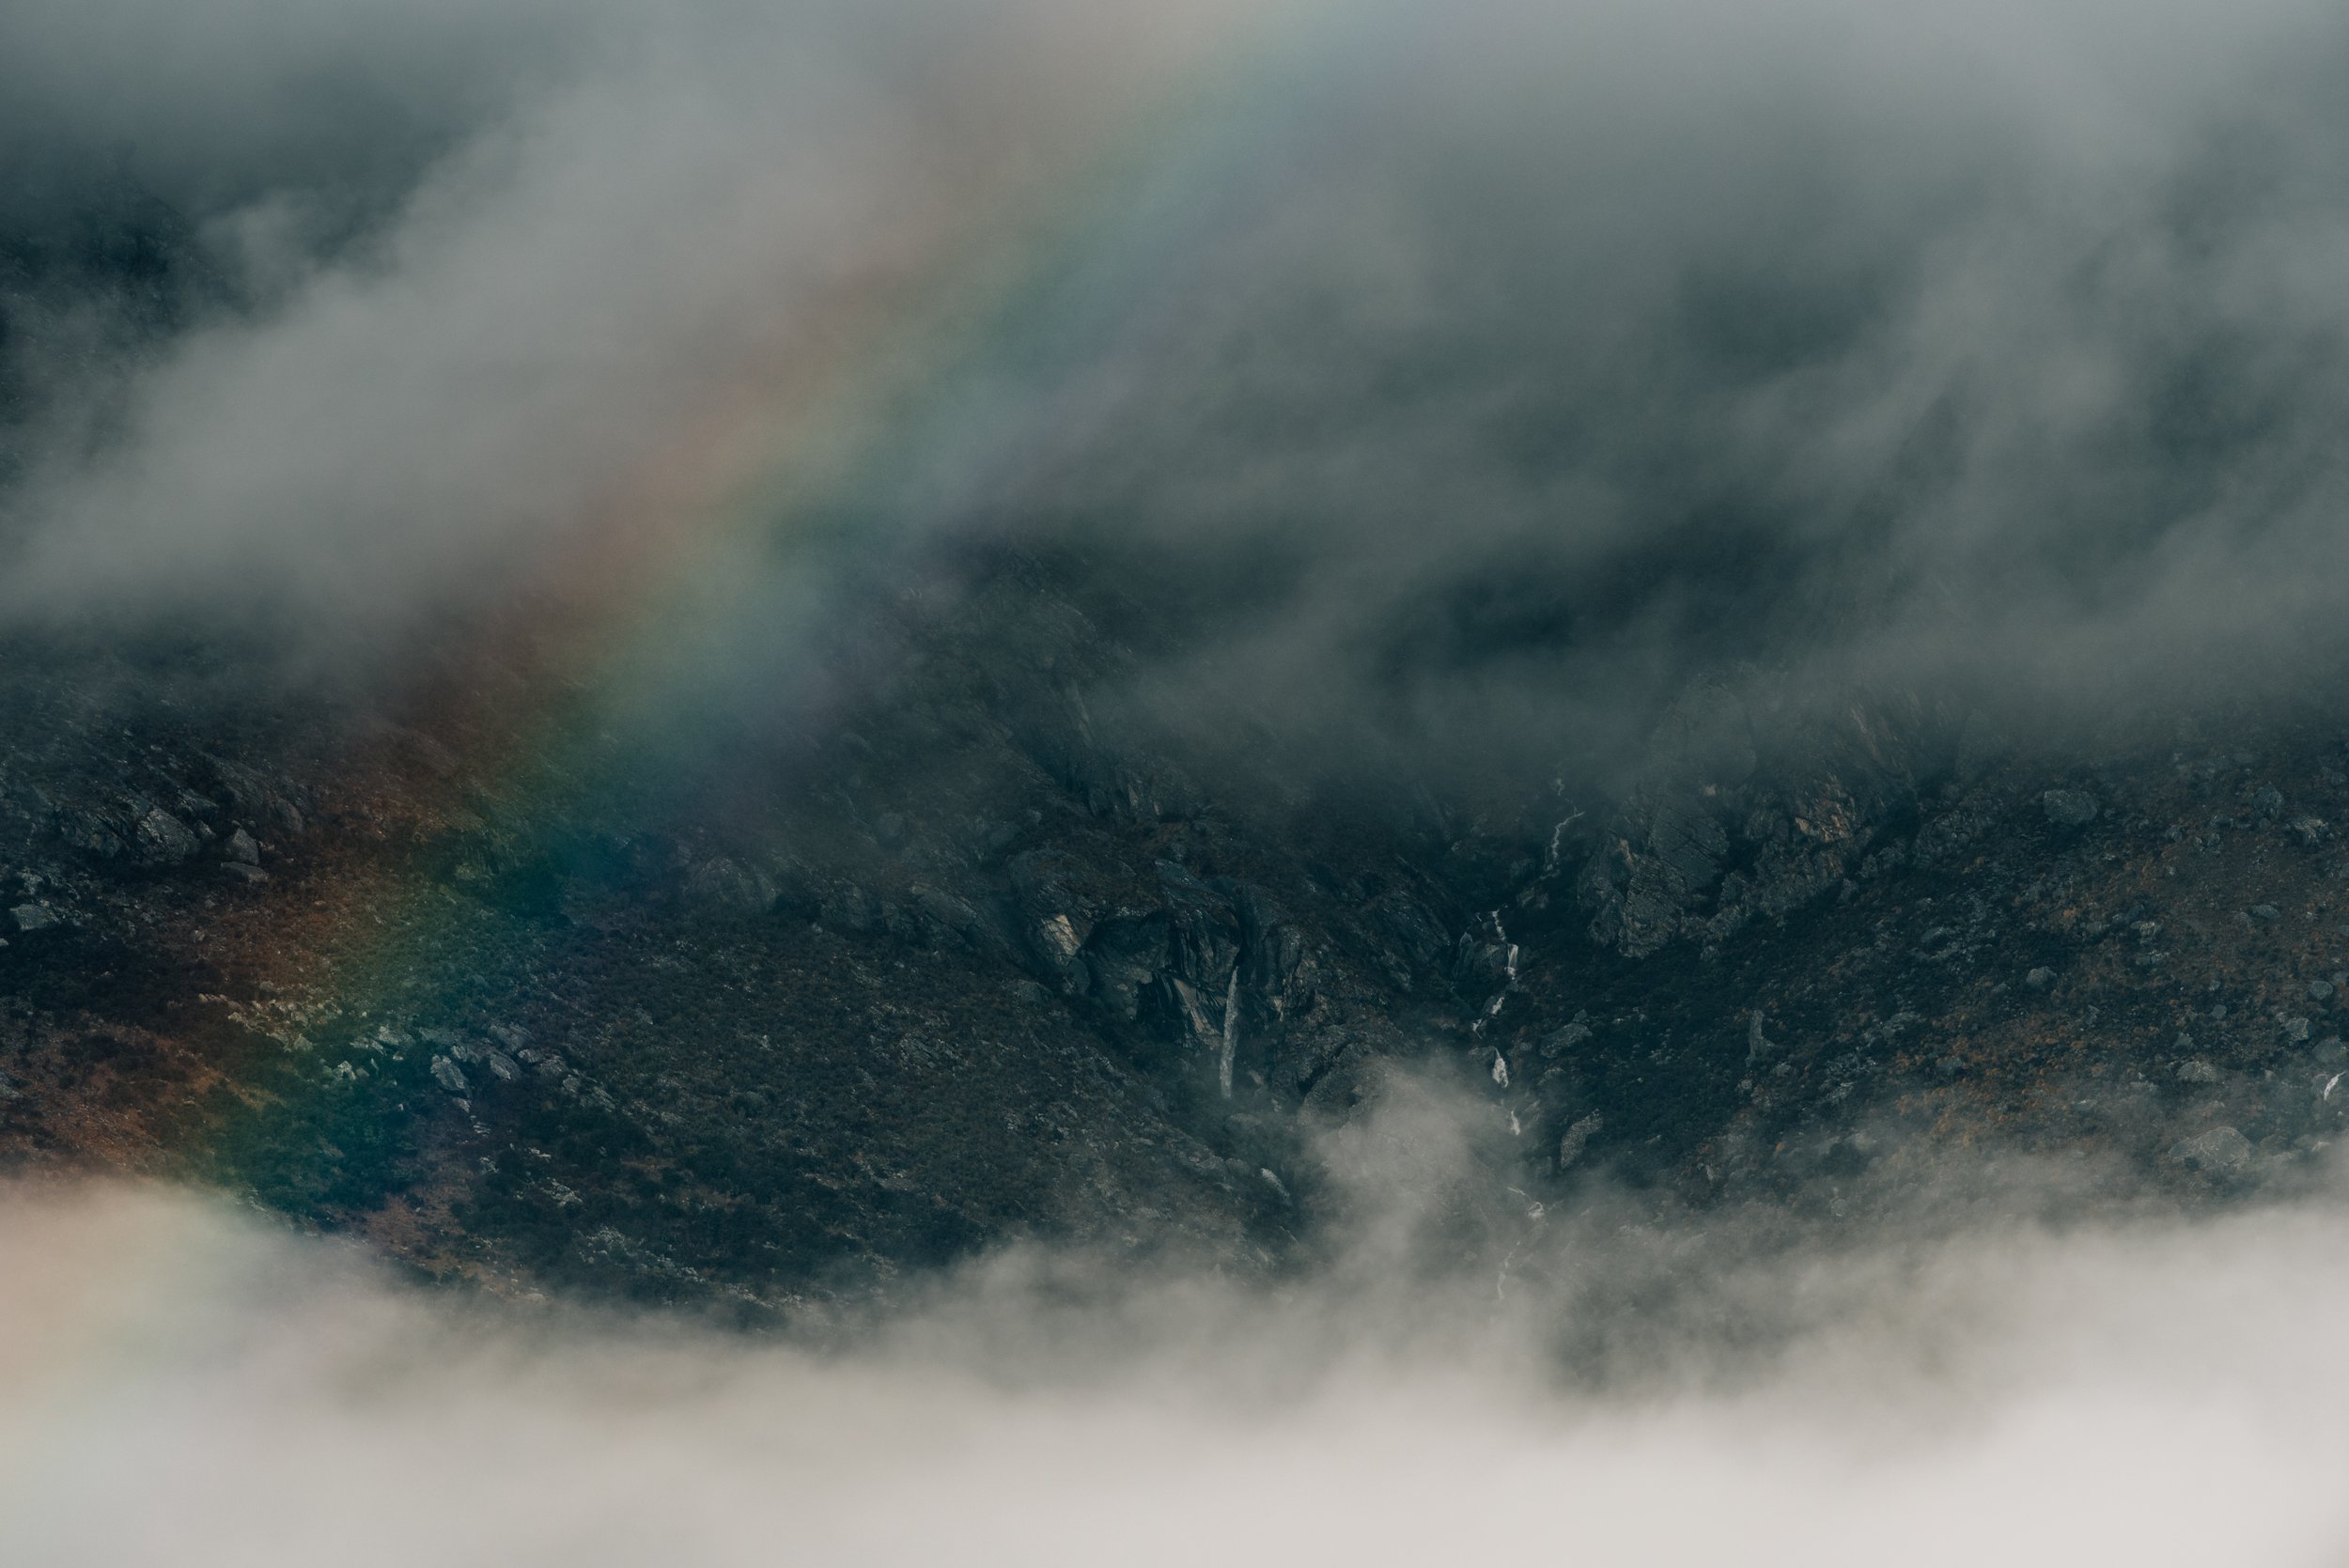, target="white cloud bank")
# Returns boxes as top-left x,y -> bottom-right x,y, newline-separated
8,1157 -> 2349,1567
